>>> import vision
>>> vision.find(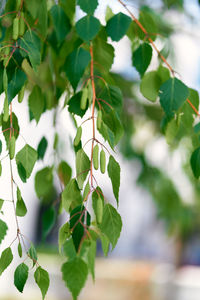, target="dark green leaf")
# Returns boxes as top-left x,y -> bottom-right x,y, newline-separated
159,77 -> 189,118
34,267 -> 49,300
28,86 -> 45,123
37,137 -> 48,160
76,15 -> 101,42
77,0 -> 98,14
16,144 -> 37,179
76,149 -> 90,189
7,69 -> 27,104
17,162 -> 27,183
0,140 -> 2,155
106,13 -> 131,41
100,204 -> 122,249
107,156 -> 120,205
62,179 -> 82,213
190,147 -> 200,179
0,247 -> 13,275
14,263 -> 28,293
64,48 -> 91,91
42,206 -> 56,239
0,219 -> 8,245
93,37 -> 114,72
132,43 -> 152,77
50,5 -> 71,44
68,92 -> 88,117
61,257 -> 88,300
